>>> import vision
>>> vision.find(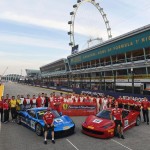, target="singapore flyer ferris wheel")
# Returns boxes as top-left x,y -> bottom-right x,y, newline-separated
68,0 -> 112,54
